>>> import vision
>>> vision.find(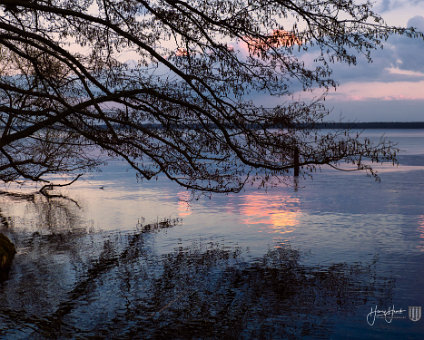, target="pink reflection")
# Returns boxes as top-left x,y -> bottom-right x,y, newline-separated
177,191 -> 191,217
240,192 -> 301,234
